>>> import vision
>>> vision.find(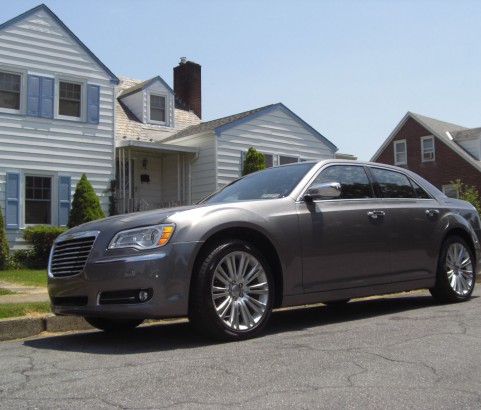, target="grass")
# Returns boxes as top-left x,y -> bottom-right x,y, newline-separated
0,302 -> 51,319
0,269 -> 47,287
0,288 -> 16,296
0,270 -> 49,319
